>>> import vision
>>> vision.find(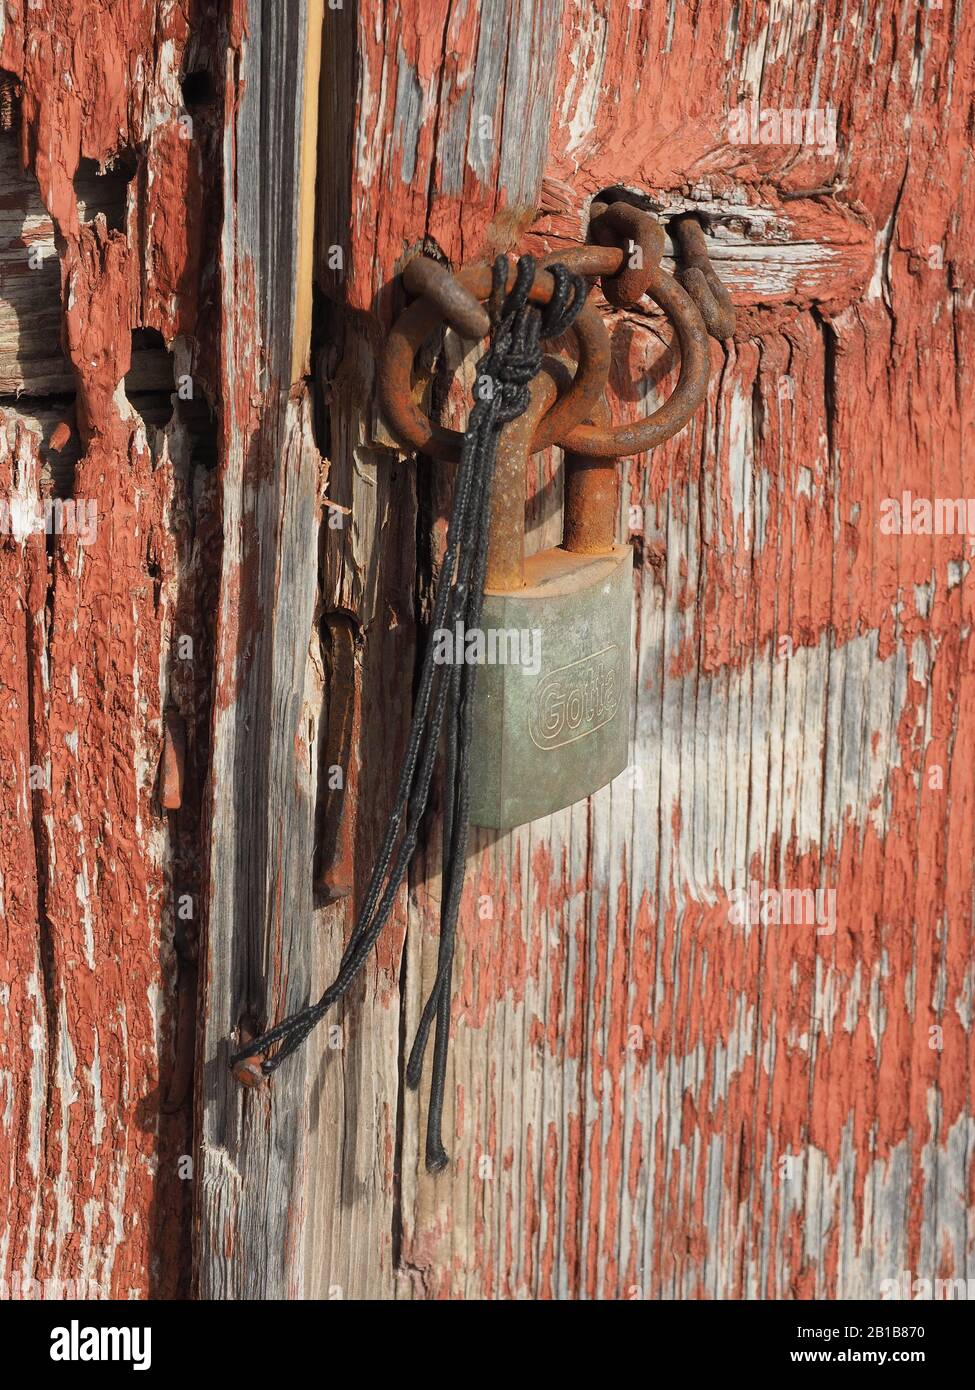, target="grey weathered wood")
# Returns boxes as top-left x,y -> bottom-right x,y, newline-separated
302,0 -> 570,1301
194,0 -> 322,1299
195,0 -> 975,1304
